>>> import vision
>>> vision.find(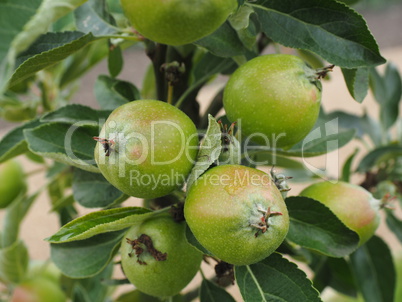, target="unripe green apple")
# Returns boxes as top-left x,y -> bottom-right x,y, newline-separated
184,165 -> 289,265
94,100 -> 199,199
120,214 -> 202,298
116,289 -> 182,301
300,181 -> 381,245
0,159 -> 26,208
10,277 -> 66,302
223,54 -> 322,149
120,0 -> 238,46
